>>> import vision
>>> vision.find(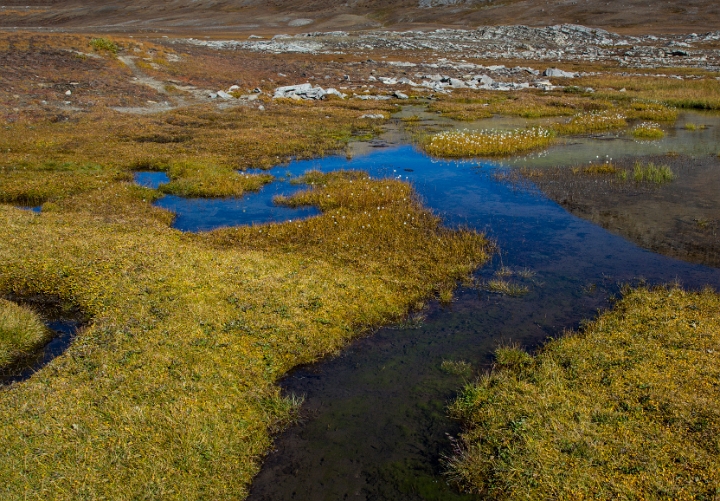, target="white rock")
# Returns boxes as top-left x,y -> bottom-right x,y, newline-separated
325,88 -> 347,98
228,85 -> 240,91
393,91 -> 409,99
65,90 -> 72,96
360,113 -> 385,119
217,90 -> 234,99
379,77 -> 398,85
544,68 -> 577,78
449,78 -> 466,88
